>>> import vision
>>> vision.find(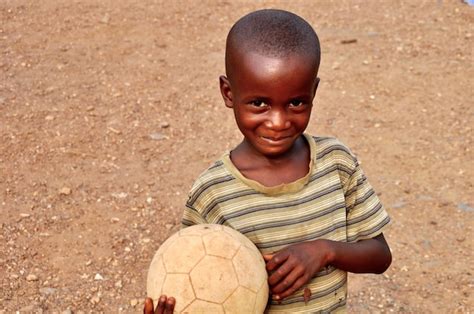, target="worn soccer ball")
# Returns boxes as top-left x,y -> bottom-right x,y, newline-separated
147,224 -> 269,313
